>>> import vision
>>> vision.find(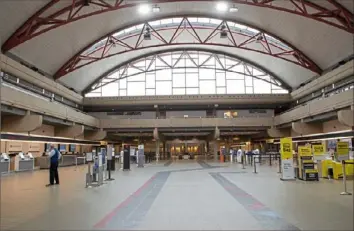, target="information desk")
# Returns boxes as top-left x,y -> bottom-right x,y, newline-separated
37,155 -> 87,169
